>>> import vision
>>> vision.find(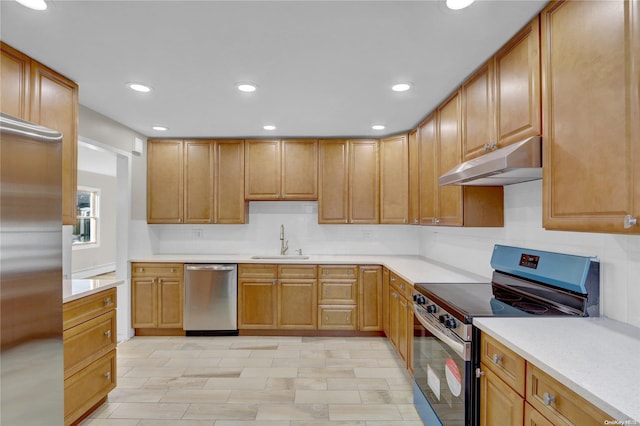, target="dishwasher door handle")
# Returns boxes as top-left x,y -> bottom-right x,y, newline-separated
185,265 -> 236,271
